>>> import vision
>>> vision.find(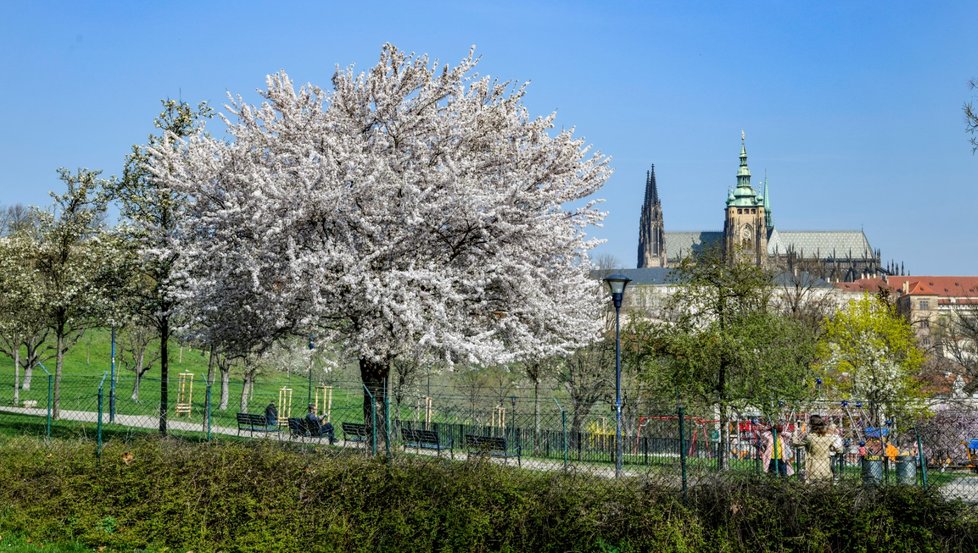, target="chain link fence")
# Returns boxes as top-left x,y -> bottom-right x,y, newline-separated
2,371 -> 977,503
